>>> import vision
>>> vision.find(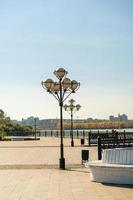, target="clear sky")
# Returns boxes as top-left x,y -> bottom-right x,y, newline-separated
0,0 -> 133,120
